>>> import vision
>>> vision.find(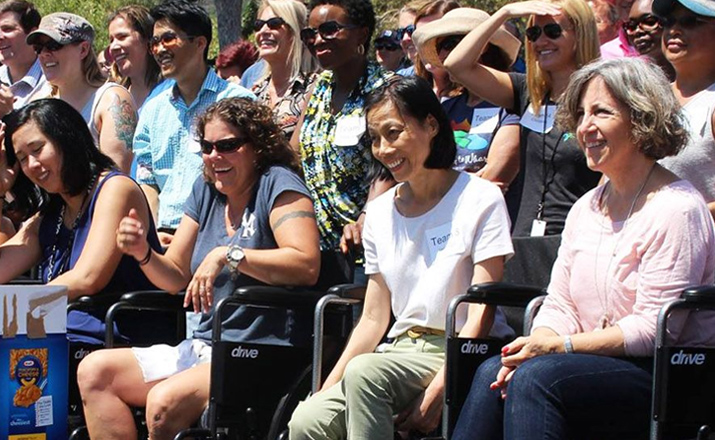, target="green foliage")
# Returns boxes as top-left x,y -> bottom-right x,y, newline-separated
374,0 -> 515,30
